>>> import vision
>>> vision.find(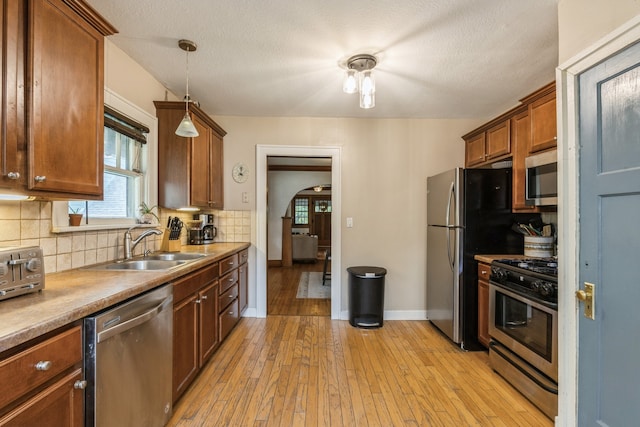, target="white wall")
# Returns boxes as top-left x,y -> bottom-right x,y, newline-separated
215,116 -> 479,312
558,0 -> 640,63
267,170 -> 331,260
